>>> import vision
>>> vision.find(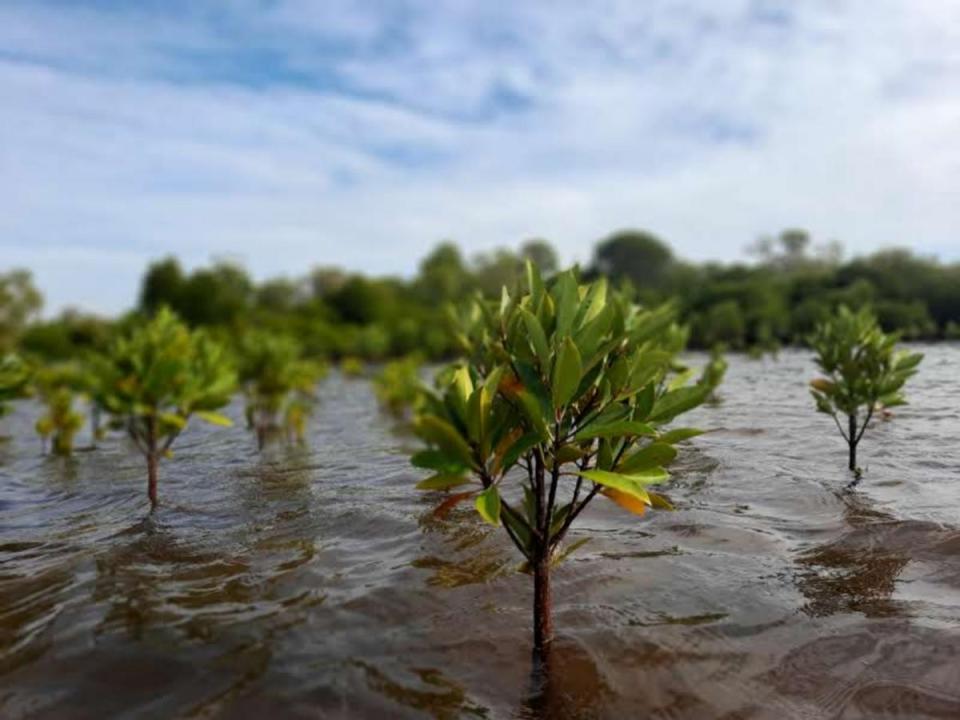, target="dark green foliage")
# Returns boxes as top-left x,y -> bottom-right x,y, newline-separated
0,270 -> 43,353
11,232 -> 960,369
592,230 -> 675,291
